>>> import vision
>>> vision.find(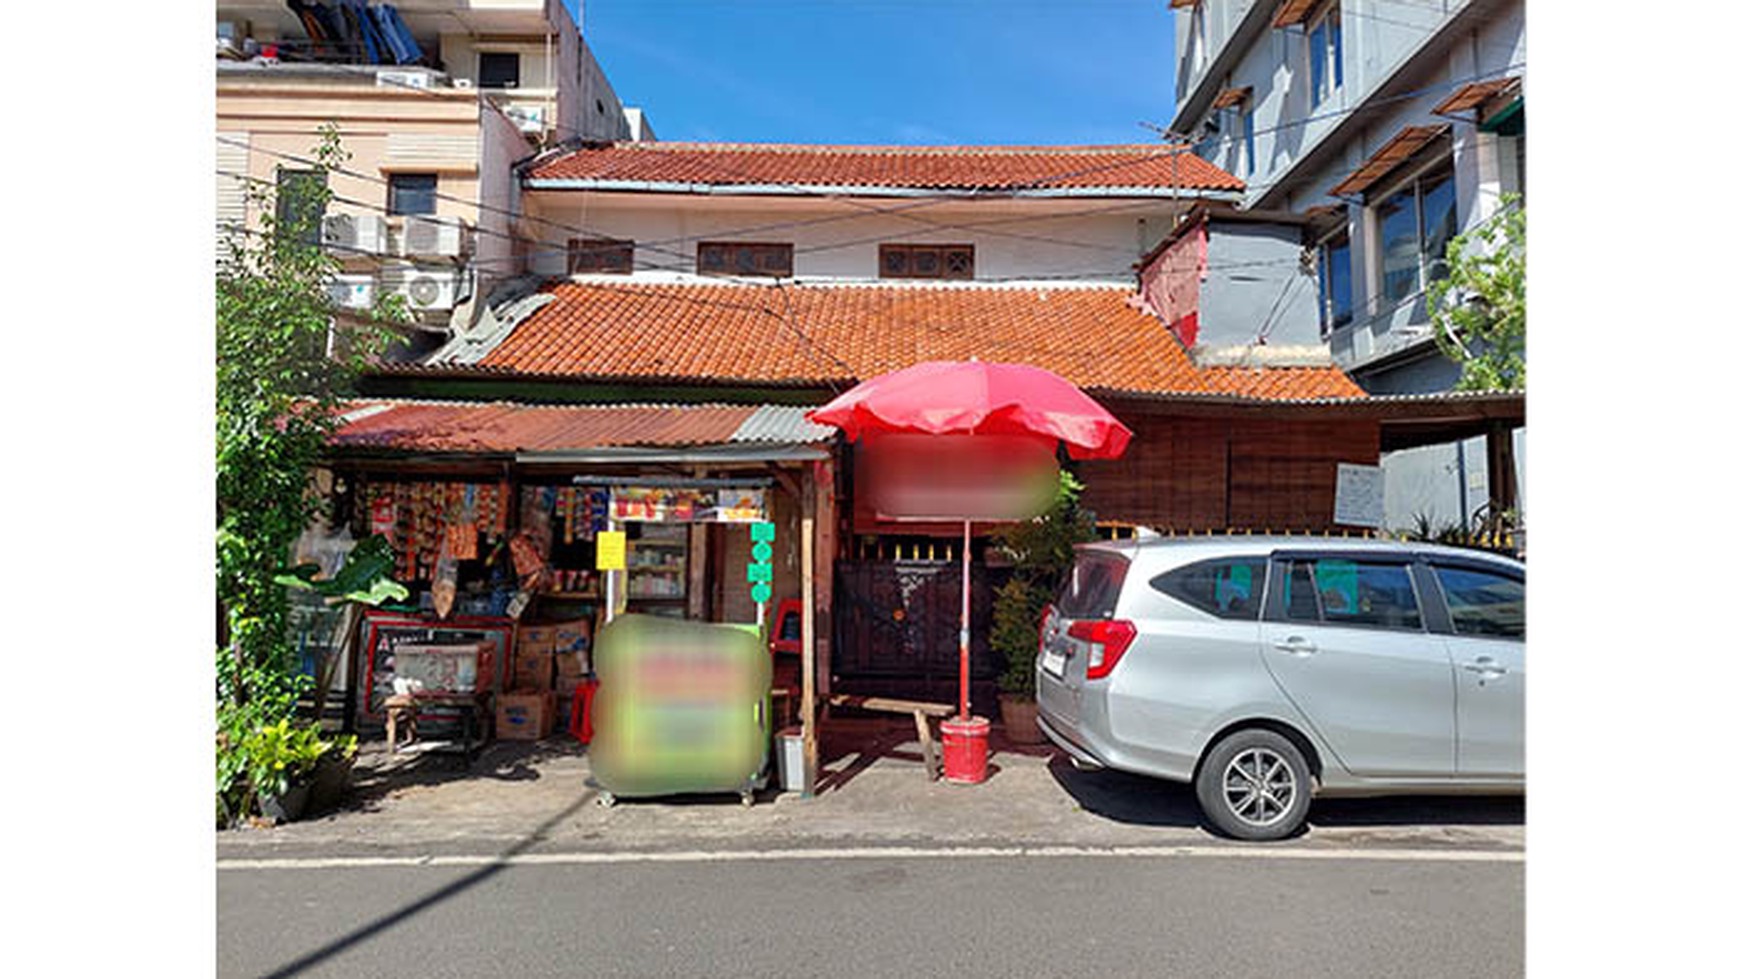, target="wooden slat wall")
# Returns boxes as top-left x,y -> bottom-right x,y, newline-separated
1078,411 -> 1380,532
1227,420 -> 1379,530
1078,415 -> 1226,529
